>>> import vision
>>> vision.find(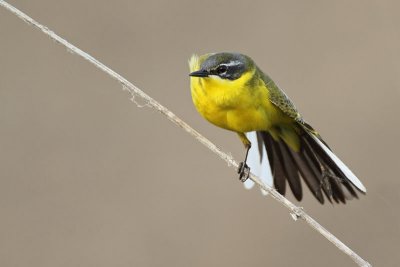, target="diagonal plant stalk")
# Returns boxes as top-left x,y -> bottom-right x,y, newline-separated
0,1 -> 371,266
